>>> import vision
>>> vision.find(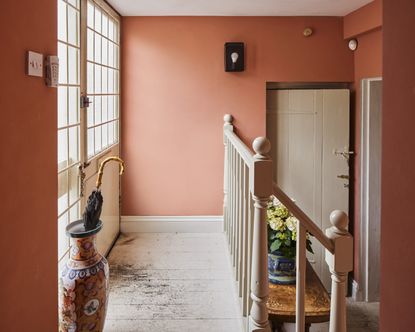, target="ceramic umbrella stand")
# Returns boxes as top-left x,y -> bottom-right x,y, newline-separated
59,157 -> 125,332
